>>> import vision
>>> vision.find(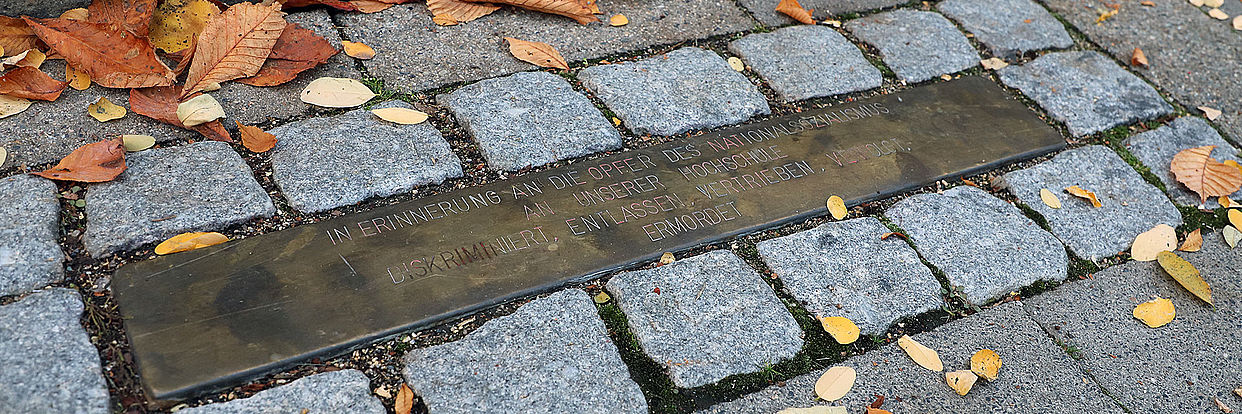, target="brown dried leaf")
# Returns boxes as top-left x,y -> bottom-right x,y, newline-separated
154,231 -> 228,255
182,2 -> 286,98
33,138 -> 126,182
1179,228 -> 1203,252
236,23 -> 338,87
88,0 -> 159,37
776,0 -> 815,25
427,0 -> 499,23
0,66 -> 68,101
0,17 -> 42,56
24,17 -> 174,88
465,0 -> 598,24
129,86 -> 232,142
236,121 -> 276,153
504,37 -> 568,70
394,383 -> 414,414
351,0 -> 402,13
1131,47 -> 1148,67
60,8 -> 91,21
1171,145 -> 1242,203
